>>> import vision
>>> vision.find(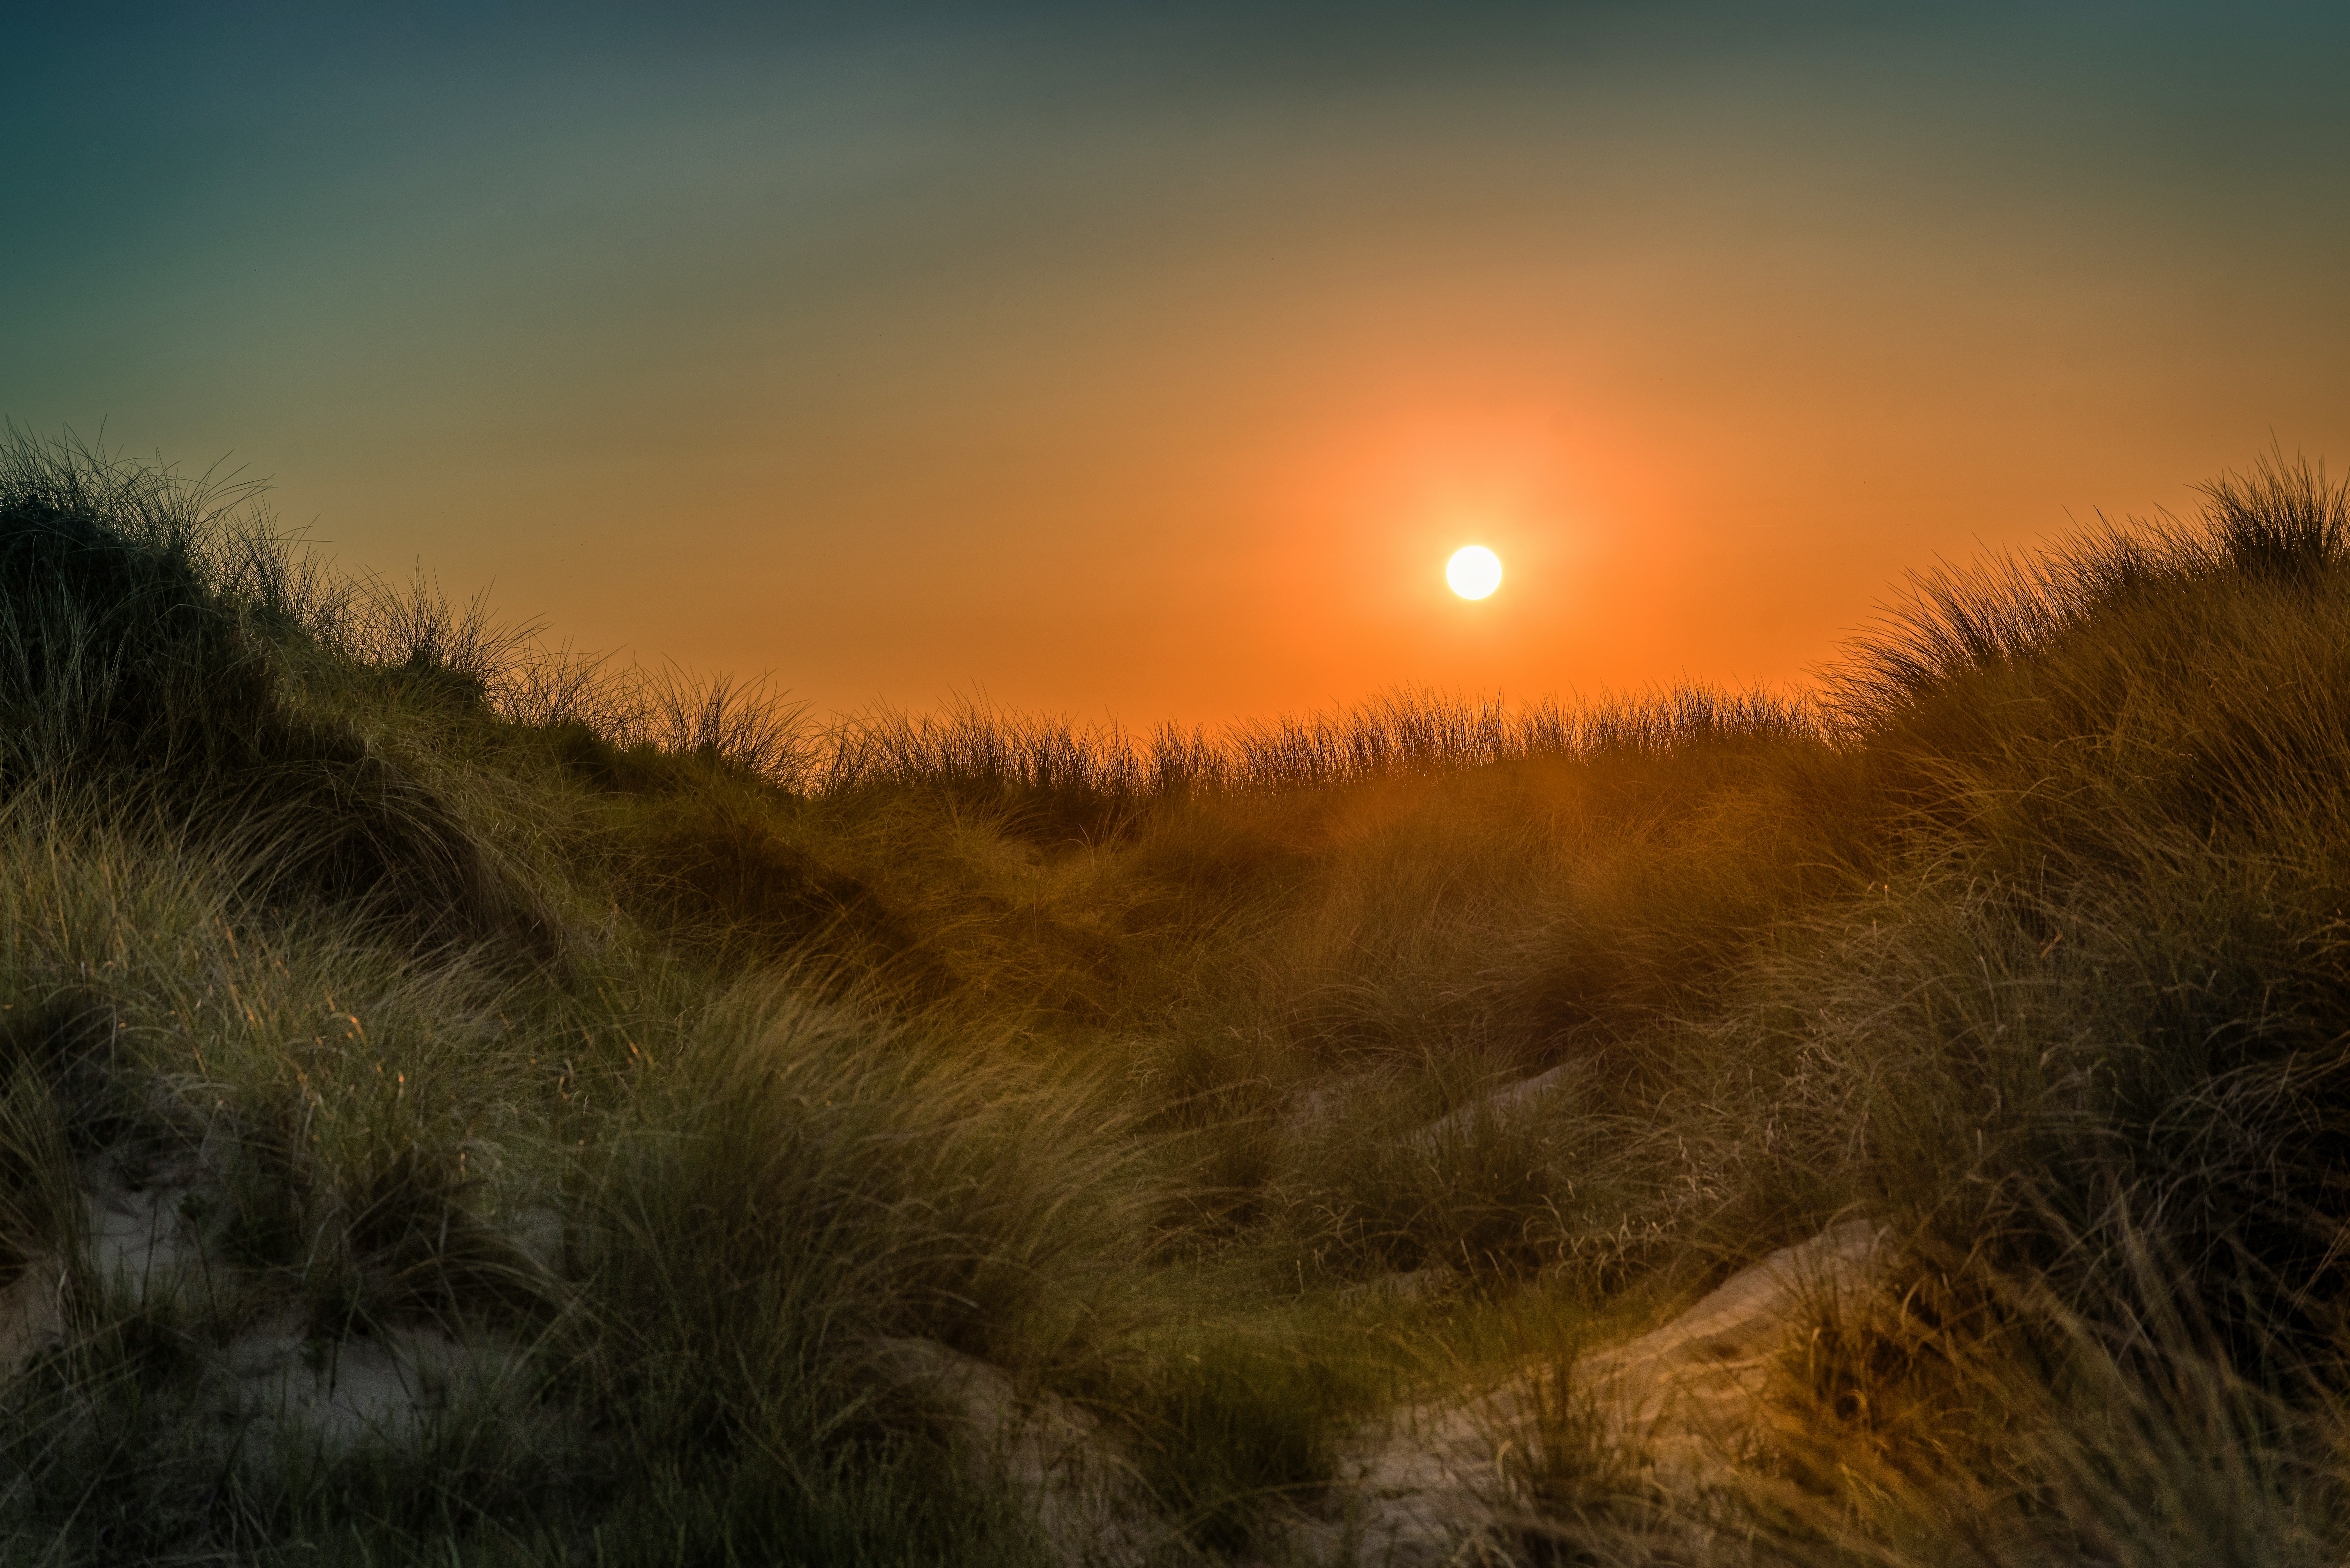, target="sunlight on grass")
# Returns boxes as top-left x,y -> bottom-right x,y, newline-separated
4,428 -> 2350,1562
